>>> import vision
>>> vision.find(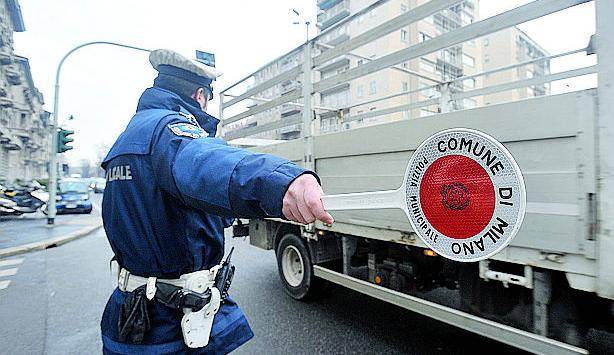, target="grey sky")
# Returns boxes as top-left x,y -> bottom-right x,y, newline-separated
12,0 -> 595,164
